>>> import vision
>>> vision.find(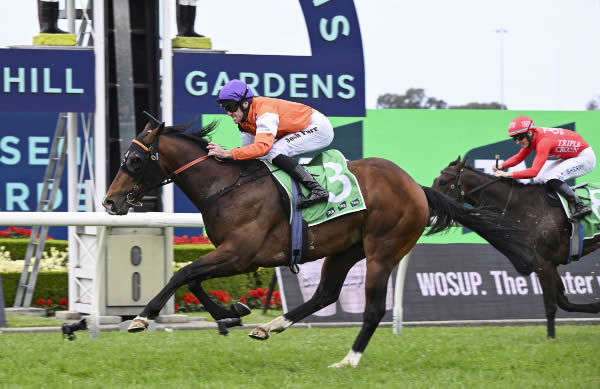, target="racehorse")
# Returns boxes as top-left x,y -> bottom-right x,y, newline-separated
102,122 -> 530,367
433,156 -> 600,338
